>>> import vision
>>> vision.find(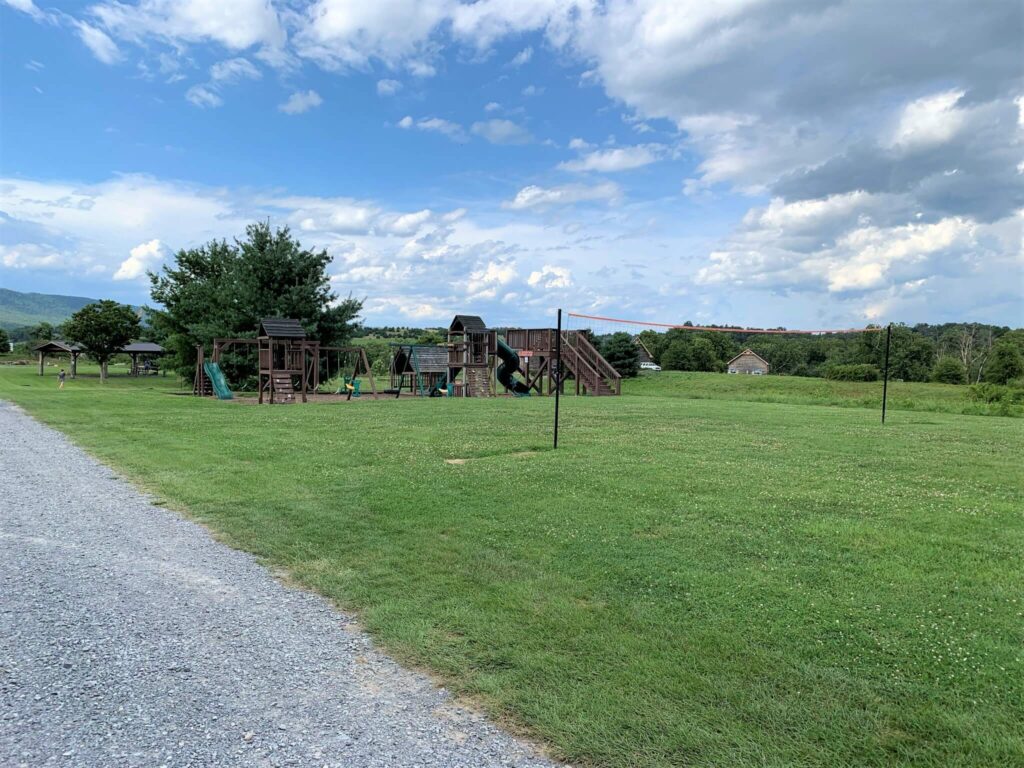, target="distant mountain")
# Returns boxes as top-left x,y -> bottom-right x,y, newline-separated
0,288 -> 97,331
